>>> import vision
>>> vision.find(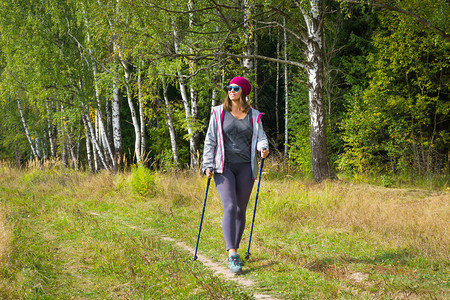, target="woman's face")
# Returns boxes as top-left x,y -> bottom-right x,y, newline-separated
228,84 -> 242,102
